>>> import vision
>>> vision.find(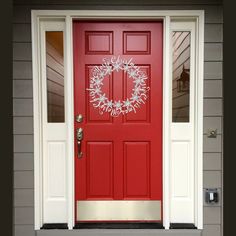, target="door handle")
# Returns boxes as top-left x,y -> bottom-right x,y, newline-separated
77,140 -> 83,158
76,128 -> 83,158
